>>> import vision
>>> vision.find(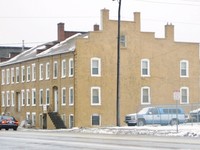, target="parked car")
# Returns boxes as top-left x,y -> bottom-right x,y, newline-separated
125,107 -> 185,126
0,115 -> 19,131
189,108 -> 200,122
